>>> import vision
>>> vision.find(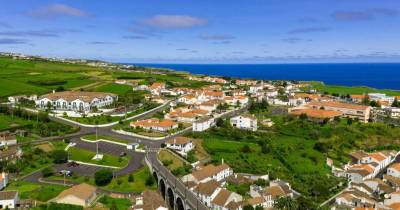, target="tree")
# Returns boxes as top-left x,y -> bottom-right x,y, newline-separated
369,100 -> 381,107
128,174 -> 135,182
51,150 -> 68,164
274,197 -> 298,210
299,113 -> 308,121
392,98 -> 400,107
110,201 -> 118,210
216,118 -> 224,127
241,145 -> 251,153
362,95 -> 370,105
243,205 -> 254,210
42,167 -> 54,177
95,169 -> 113,186
55,86 -> 65,92
347,117 -> 353,125
255,205 -> 264,210
145,173 -> 155,186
